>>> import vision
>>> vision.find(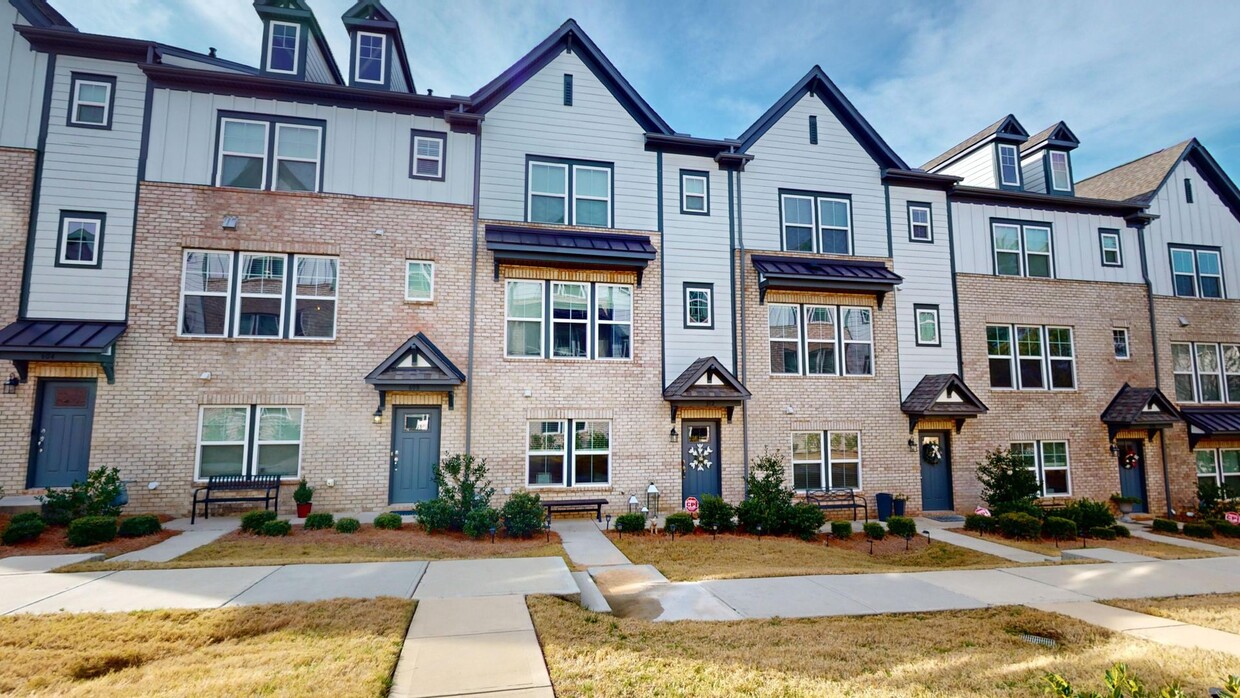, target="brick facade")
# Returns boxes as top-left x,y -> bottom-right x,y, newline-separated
0,147 -> 35,496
